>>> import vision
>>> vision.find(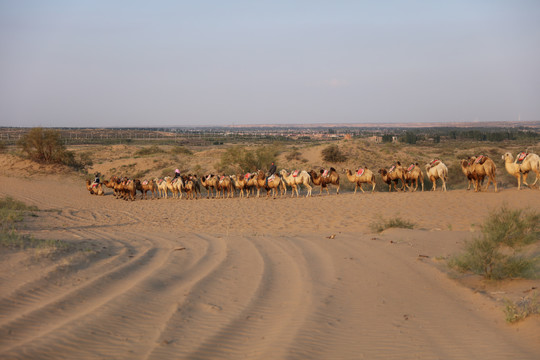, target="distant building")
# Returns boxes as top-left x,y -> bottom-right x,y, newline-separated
368,136 -> 382,143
